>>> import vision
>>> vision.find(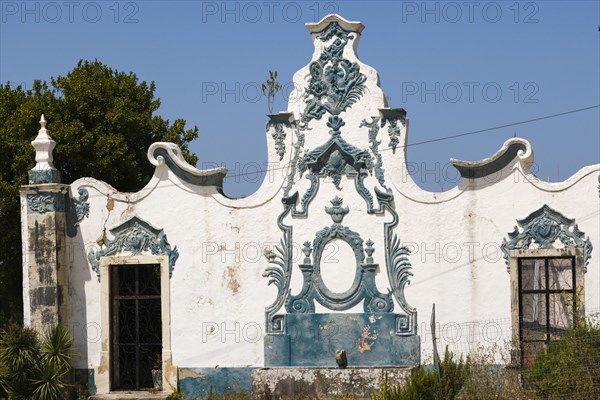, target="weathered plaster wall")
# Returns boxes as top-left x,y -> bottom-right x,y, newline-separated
65,153 -> 596,368
23,14 -> 599,389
